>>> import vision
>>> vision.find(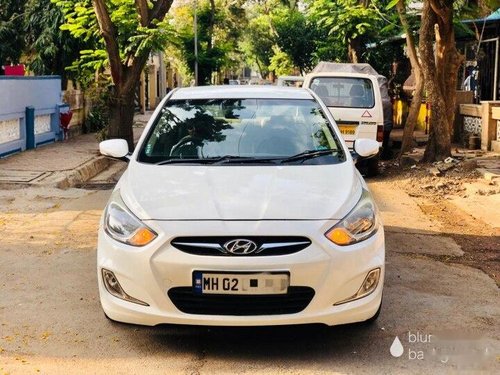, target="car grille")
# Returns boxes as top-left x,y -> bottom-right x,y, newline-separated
170,236 -> 311,256
168,287 -> 315,316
